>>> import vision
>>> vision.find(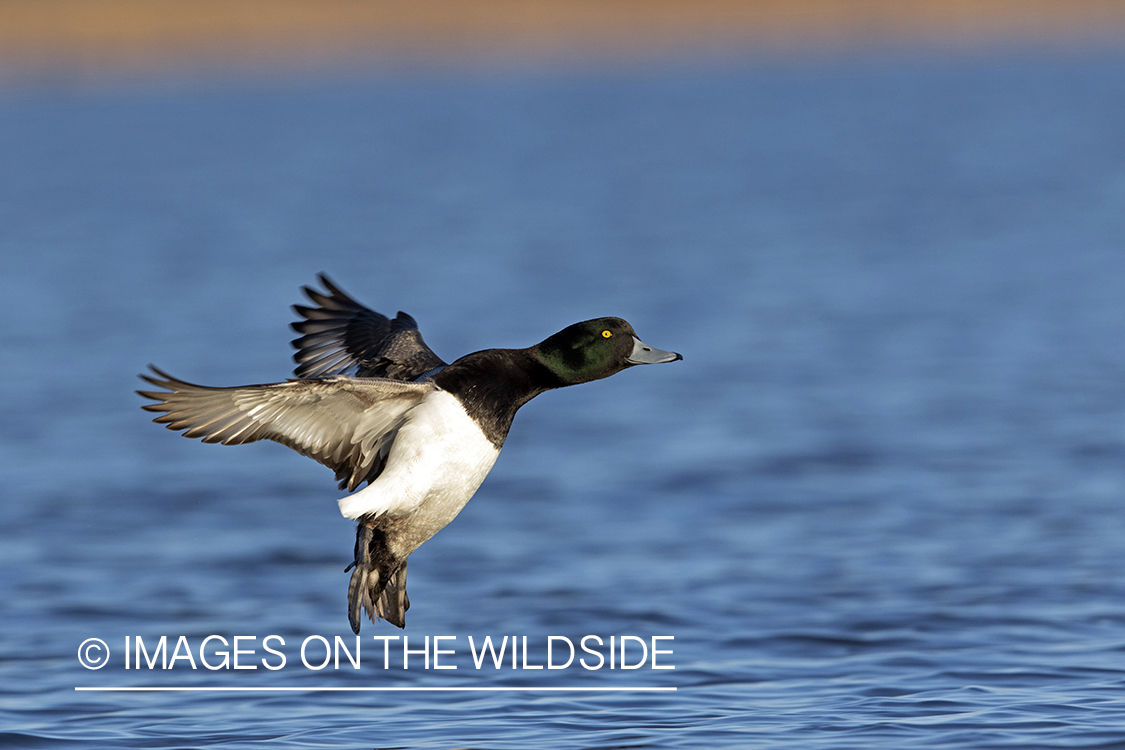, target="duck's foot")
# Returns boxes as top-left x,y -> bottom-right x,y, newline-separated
346,519 -> 409,633
346,522 -> 374,634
